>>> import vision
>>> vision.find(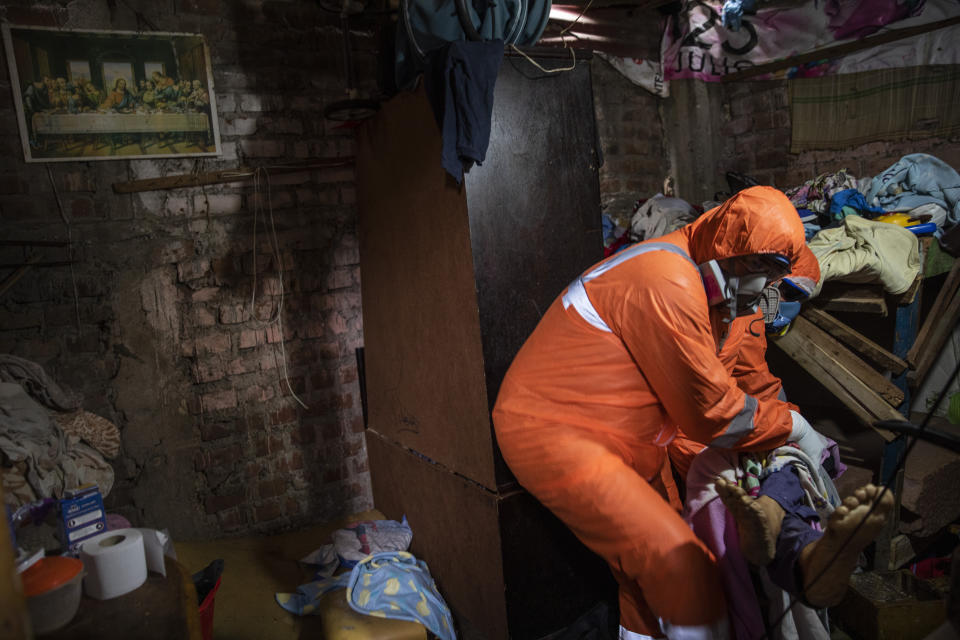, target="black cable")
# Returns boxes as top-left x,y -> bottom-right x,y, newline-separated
758,349 -> 960,639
